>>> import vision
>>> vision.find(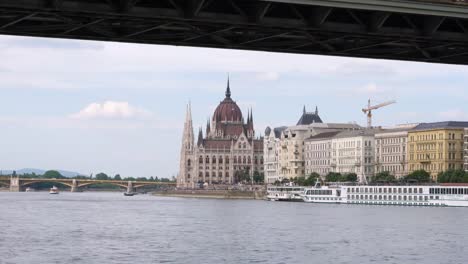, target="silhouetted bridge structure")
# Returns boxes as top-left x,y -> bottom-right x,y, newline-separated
0,0 -> 468,65
0,176 -> 175,192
